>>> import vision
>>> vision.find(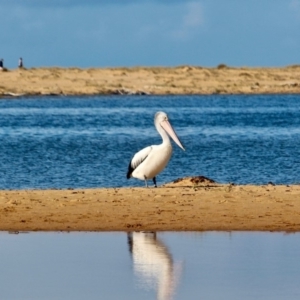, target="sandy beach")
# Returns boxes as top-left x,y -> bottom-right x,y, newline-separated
0,65 -> 300,96
0,177 -> 299,232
